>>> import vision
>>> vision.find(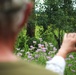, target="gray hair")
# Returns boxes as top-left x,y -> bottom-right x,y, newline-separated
0,0 -> 30,32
